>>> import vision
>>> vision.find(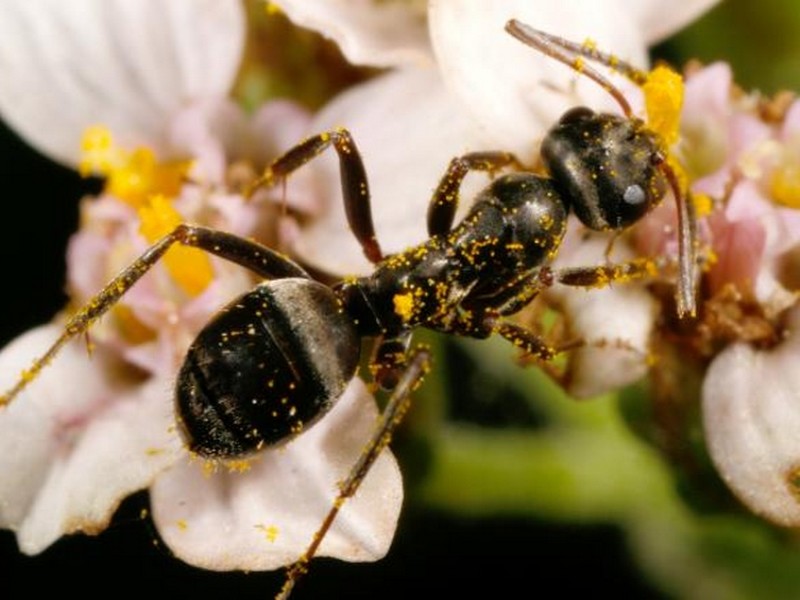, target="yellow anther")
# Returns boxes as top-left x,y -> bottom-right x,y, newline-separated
692,192 -> 714,218
138,195 -> 213,296
643,64 -> 684,147
771,164 -> 800,208
80,125 -> 190,208
79,125 -> 120,176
